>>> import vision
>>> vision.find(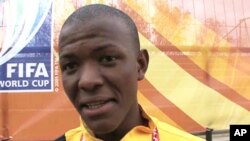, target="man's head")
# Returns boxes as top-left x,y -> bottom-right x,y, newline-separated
59,4 -> 149,139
